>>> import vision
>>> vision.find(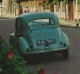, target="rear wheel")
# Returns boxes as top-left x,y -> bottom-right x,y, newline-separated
62,50 -> 68,59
